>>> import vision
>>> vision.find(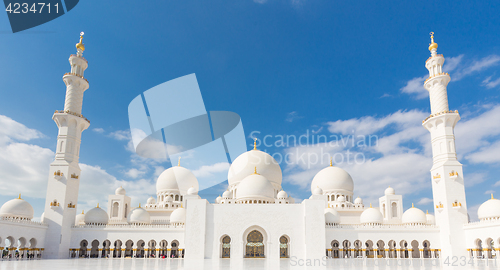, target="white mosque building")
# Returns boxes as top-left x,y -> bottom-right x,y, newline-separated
0,33 -> 499,262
